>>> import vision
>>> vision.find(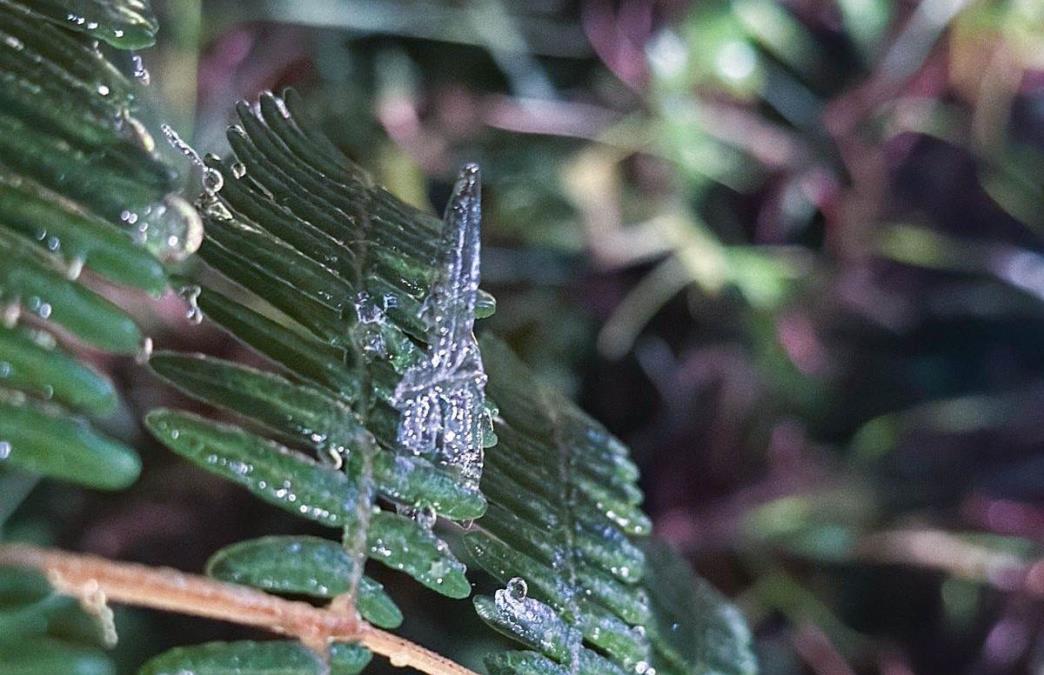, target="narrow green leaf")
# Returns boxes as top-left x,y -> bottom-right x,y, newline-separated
147,410 -> 472,597
145,409 -> 357,528
643,541 -> 757,675
367,511 -> 470,598
328,643 -> 372,675
149,353 -> 486,519
0,5 -> 137,104
0,174 -> 167,293
205,536 -> 402,629
471,335 -> 654,671
194,286 -> 360,397
0,327 -> 117,415
0,395 -> 140,489
473,594 -> 581,663
0,232 -> 142,353
138,640 -> 370,675
474,596 -> 629,675
200,217 -> 354,331
367,451 -> 486,520
0,637 -> 114,675
484,651 -> 569,675
464,532 -> 575,618
0,567 -> 57,640
148,352 -> 369,446
20,0 -> 159,49
0,113 -> 166,222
